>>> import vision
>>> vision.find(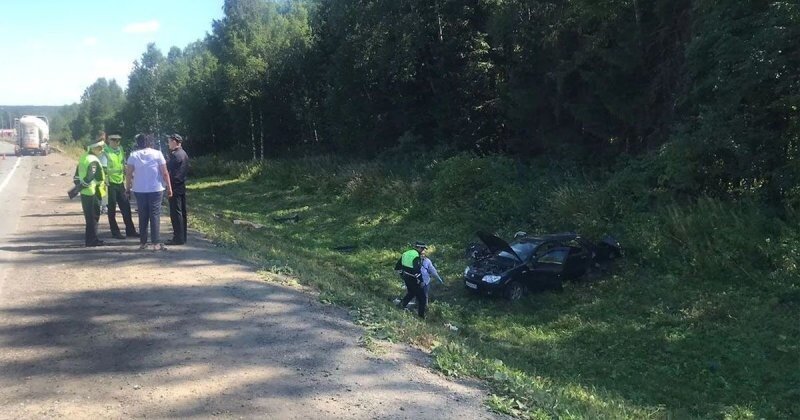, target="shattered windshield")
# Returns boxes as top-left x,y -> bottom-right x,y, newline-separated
498,240 -> 540,262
